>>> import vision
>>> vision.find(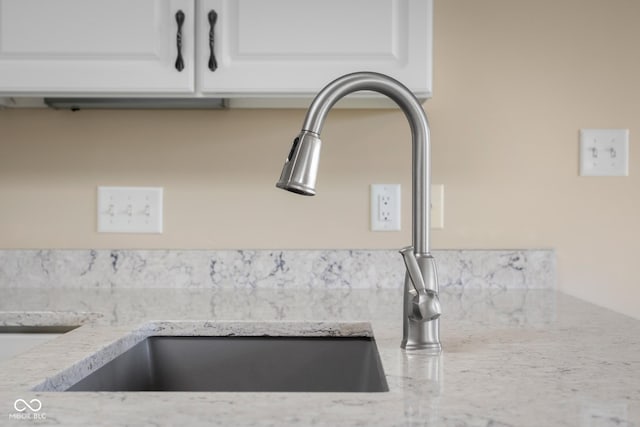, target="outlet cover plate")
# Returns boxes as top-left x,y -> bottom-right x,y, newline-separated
371,184 -> 401,231
97,186 -> 163,233
370,184 -> 444,231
